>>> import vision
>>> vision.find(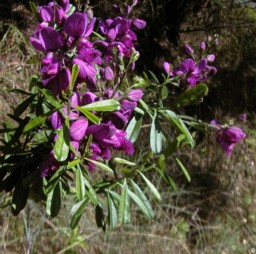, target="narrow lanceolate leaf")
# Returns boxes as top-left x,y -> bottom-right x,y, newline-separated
138,171 -> 161,202
107,191 -> 118,229
14,94 -> 36,116
130,180 -> 154,218
11,180 -> 29,216
70,198 -> 89,229
175,157 -> 191,183
46,181 -> 62,217
82,176 -> 98,206
23,115 -> 47,133
159,110 -> 194,147
39,88 -> 63,109
150,111 -> 163,154
77,99 -> 120,112
95,204 -> 106,231
128,189 -> 153,219
126,115 -> 142,142
113,158 -> 136,166
54,122 -> 70,162
70,64 -> 80,92
76,108 -> 101,124
118,179 -> 130,224
84,158 -> 114,174
76,166 -> 85,200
